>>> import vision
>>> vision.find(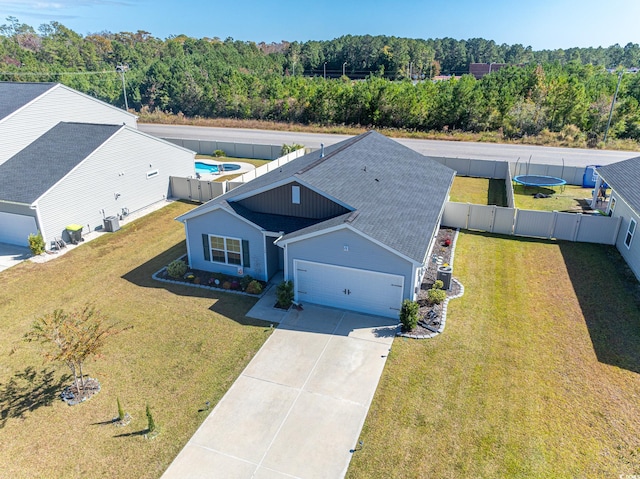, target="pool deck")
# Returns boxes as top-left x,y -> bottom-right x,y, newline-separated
195,159 -> 255,181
